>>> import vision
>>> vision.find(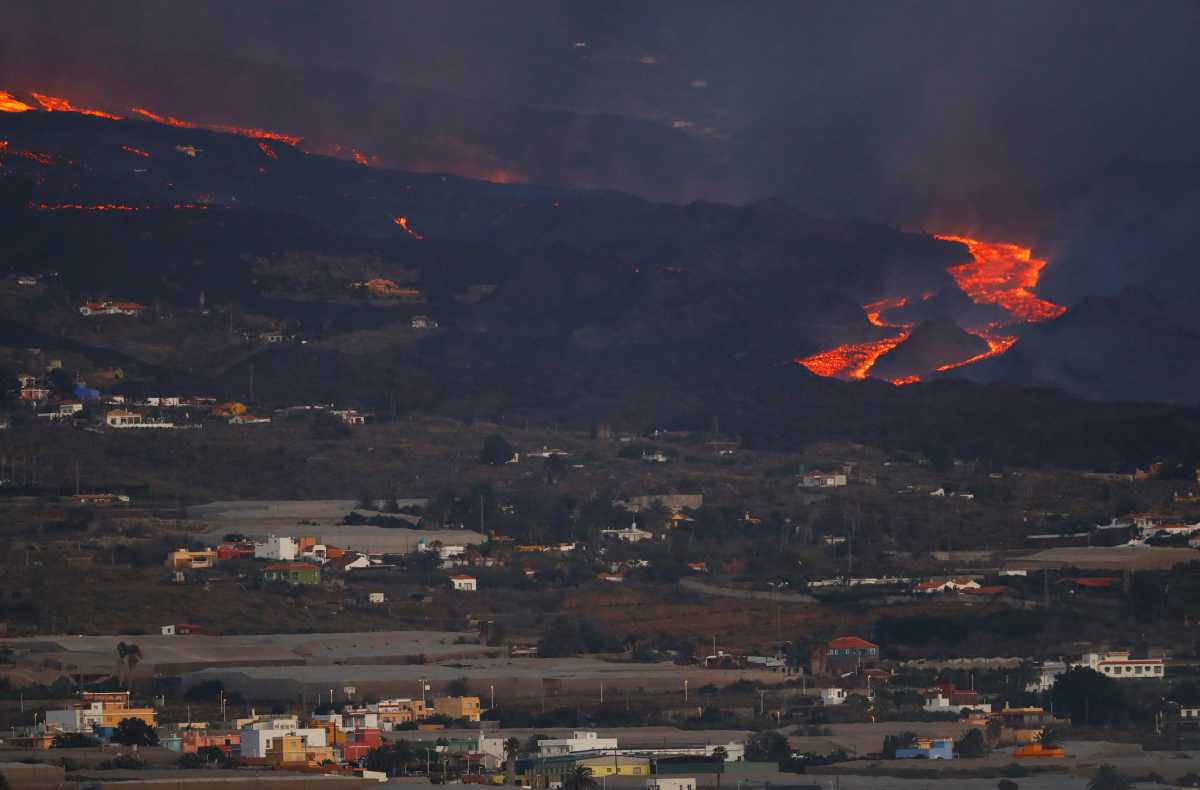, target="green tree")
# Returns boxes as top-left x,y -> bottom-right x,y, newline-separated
480,434 -> 517,465
745,731 -> 790,765
882,732 -> 918,759
503,737 -> 521,785
1038,725 -> 1065,749
1050,667 -> 1131,727
955,728 -> 988,758
563,765 -> 595,790
395,740 -> 413,775
178,752 -> 207,769
1088,765 -> 1131,790
115,642 -> 142,688
997,781 -> 1019,790
543,454 -> 570,485
52,732 -> 100,748
111,717 -> 158,747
